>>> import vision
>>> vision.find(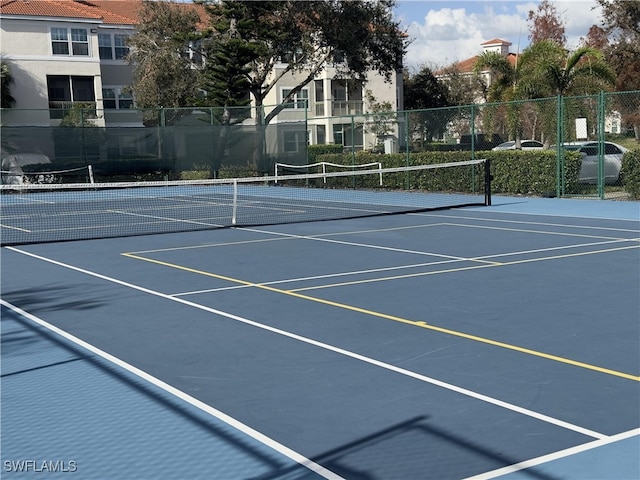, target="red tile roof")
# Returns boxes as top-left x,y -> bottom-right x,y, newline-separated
0,0 -> 136,24
0,0 -> 207,26
481,38 -> 512,46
